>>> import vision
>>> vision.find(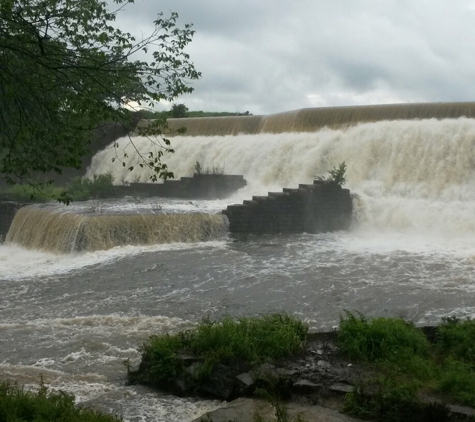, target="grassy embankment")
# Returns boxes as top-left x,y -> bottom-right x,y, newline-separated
339,312 -> 475,421
131,312 -> 475,421
5,312 -> 475,422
